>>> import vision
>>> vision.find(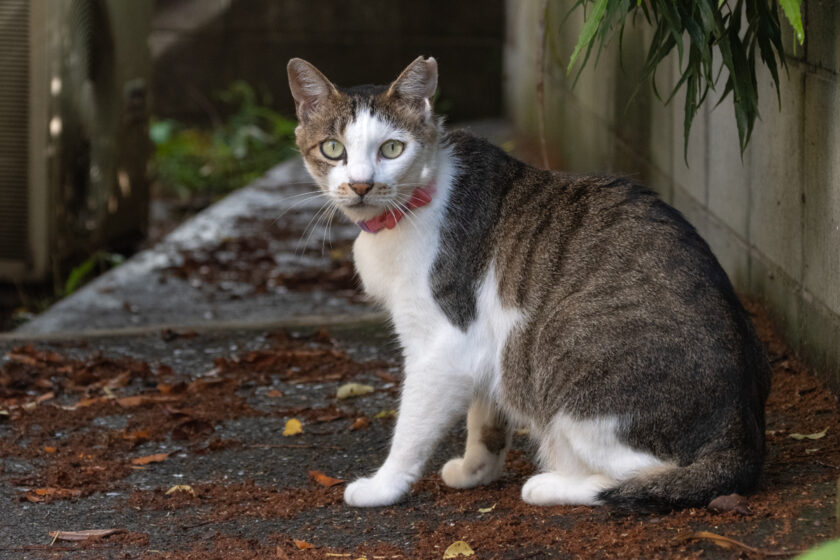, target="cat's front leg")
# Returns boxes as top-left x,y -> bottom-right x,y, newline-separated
441,398 -> 511,488
344,360 -> 472,507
